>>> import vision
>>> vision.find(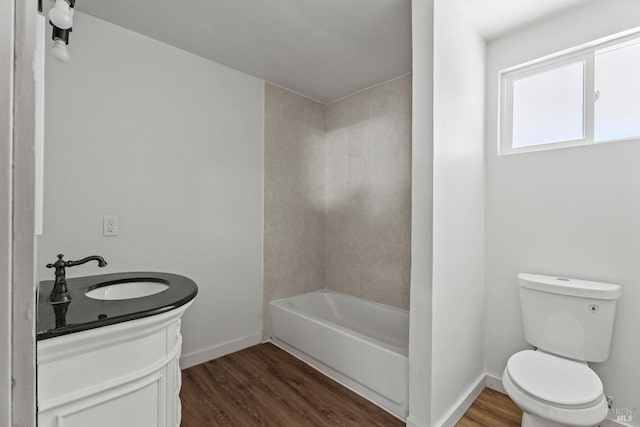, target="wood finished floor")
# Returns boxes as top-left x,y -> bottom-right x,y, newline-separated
180,343 -> 403,426
180,343 -> 522,426
456,388 -> 522,427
